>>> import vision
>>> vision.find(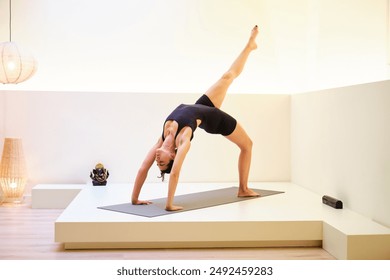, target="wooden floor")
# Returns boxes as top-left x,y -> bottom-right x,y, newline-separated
0,197 -> 335,260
